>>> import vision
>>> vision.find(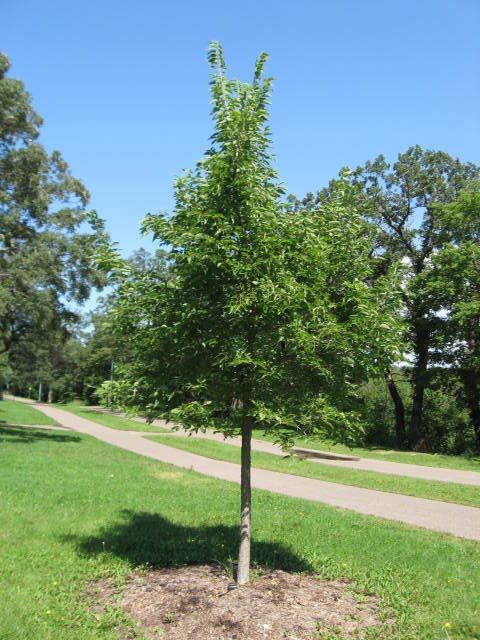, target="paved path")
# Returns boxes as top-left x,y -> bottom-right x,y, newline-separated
18,400 -> 480,542
88,407 -> 480,487
153,422 -> 480,487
